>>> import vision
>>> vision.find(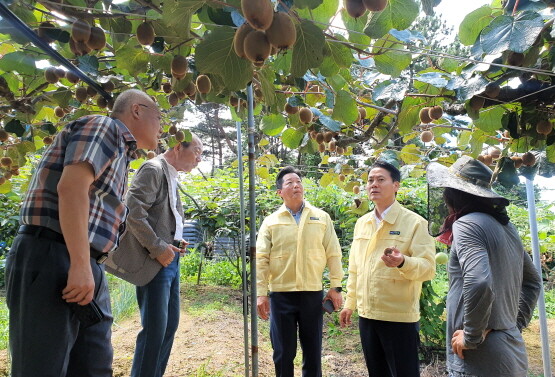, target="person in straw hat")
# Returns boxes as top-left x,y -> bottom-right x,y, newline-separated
426,155 -> 541,377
